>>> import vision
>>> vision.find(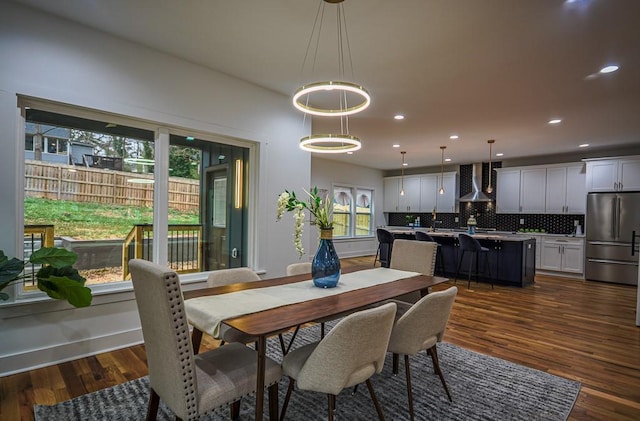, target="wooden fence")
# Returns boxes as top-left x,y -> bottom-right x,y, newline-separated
24,160 -> 200,211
